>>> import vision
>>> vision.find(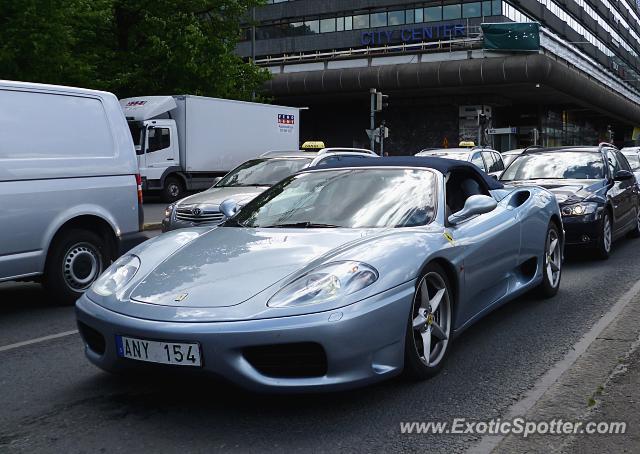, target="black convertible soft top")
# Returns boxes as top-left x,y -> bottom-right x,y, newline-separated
313,156 -> 504,190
